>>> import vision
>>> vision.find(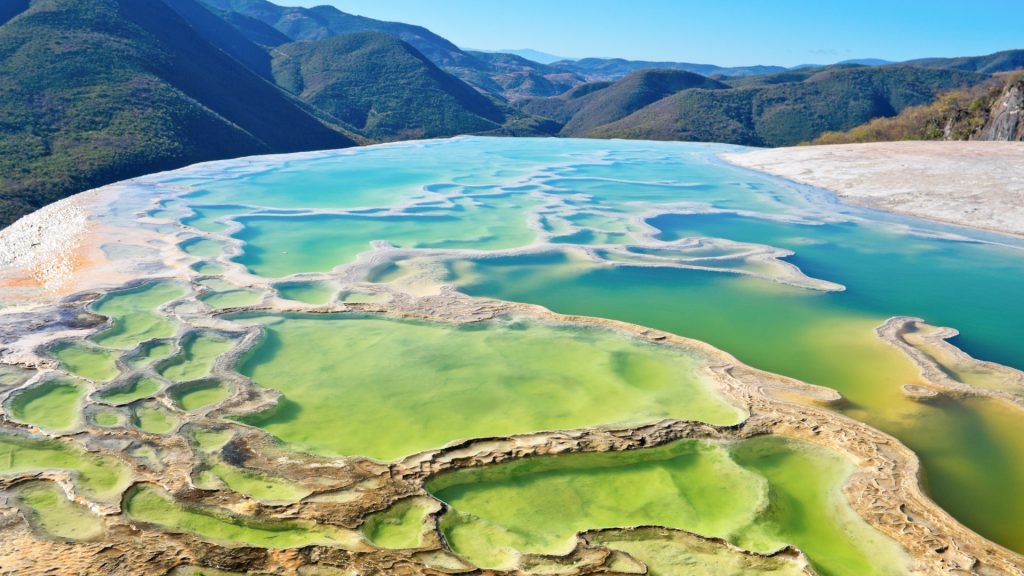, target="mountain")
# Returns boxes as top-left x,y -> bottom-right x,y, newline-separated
200,0 -> 478,68
517,70 -> 726,133
463,51 -> 585,99
904,49 -> 1024,74
199,0 -> 579,99
271,32 -> 507,139
492,49 -> 568,65
202,5 -> 290,47
815,73 -> 1024,144
550,57 -> 787,81
0,0 -> 356,227
577,67 -> 987,146
838,58 -> 893,66
162,0 -> 274,78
